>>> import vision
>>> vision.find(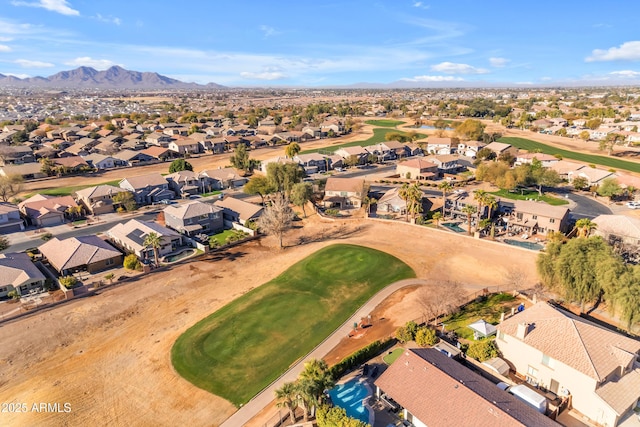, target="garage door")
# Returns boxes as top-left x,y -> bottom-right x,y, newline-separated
39,215 -> 63,227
